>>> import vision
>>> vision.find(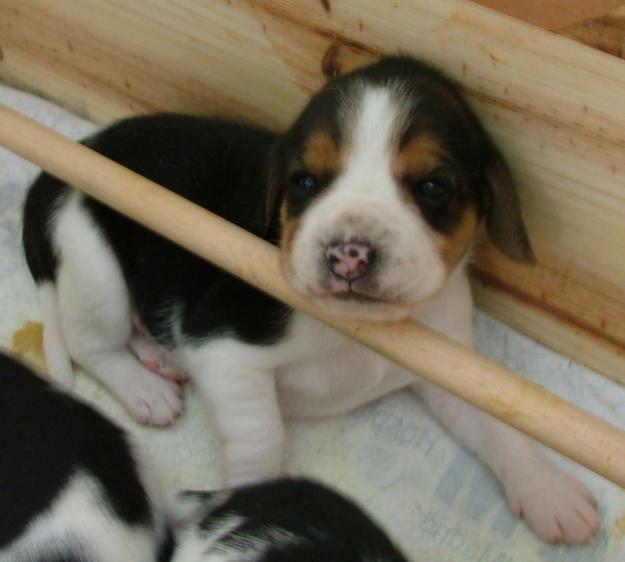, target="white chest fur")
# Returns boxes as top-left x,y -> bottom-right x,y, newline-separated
274,266 -> 473,418
275,315 -> 413,418
180,265 -> 473,487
